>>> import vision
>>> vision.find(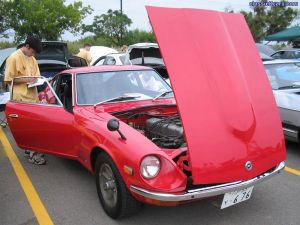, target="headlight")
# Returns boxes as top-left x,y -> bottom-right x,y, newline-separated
140,156 -> 161,179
